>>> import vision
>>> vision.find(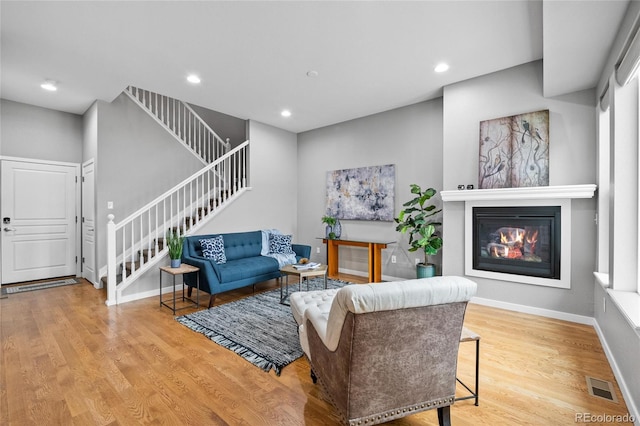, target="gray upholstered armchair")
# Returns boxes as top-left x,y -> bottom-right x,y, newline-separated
290,276 -> 477,426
